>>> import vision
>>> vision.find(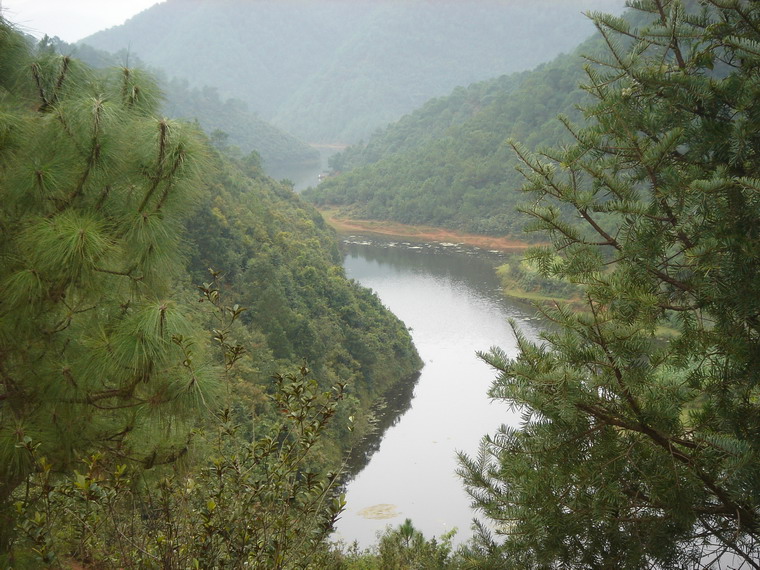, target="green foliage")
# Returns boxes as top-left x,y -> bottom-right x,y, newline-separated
184,149 -> 422,463
495,253 -> 582,303
328,519 -> 458,570
303,49 -> 594,236
460,1 -> 760,566
0,18 -> 422,566
0,15 -> 214,538
44,37 -> 320,172
11,369 -> 347,569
